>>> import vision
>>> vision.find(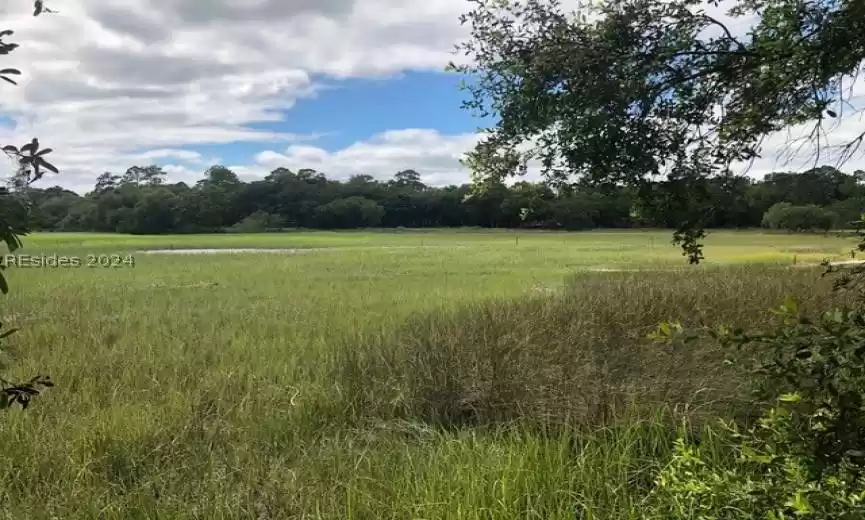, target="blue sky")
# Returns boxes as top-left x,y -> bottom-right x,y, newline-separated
265,72 -> 483,147
0,116 -> 15,134
193,71 -> 486,166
